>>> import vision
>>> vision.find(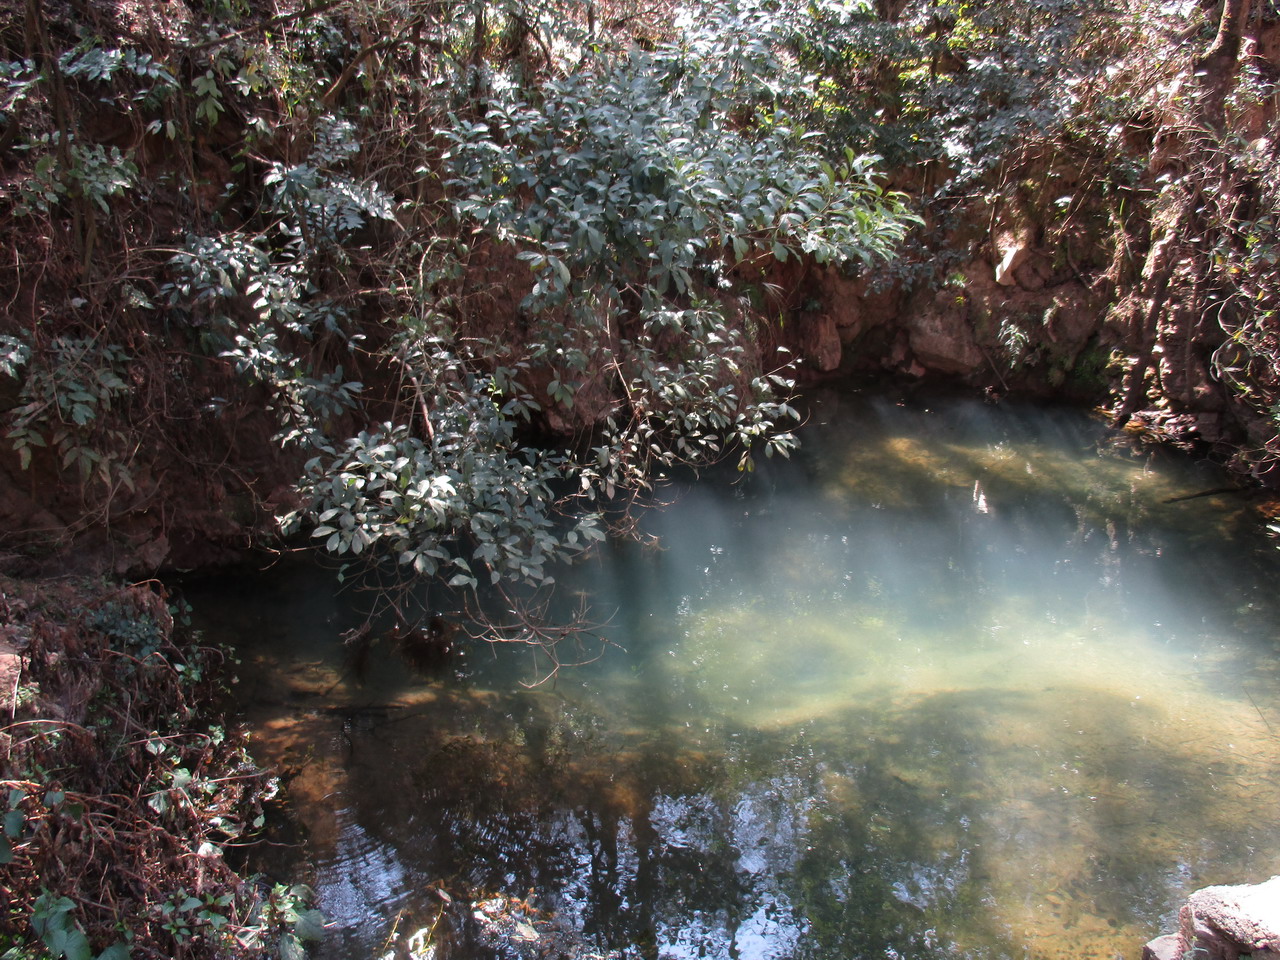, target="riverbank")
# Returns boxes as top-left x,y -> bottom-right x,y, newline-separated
0,574 -> 321,959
